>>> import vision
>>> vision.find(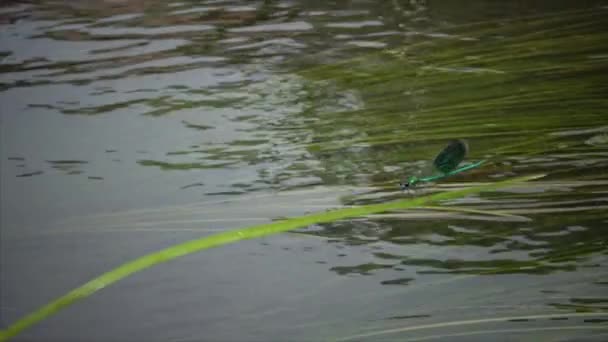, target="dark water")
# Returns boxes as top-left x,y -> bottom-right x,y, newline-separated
2,1 -> 608,341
